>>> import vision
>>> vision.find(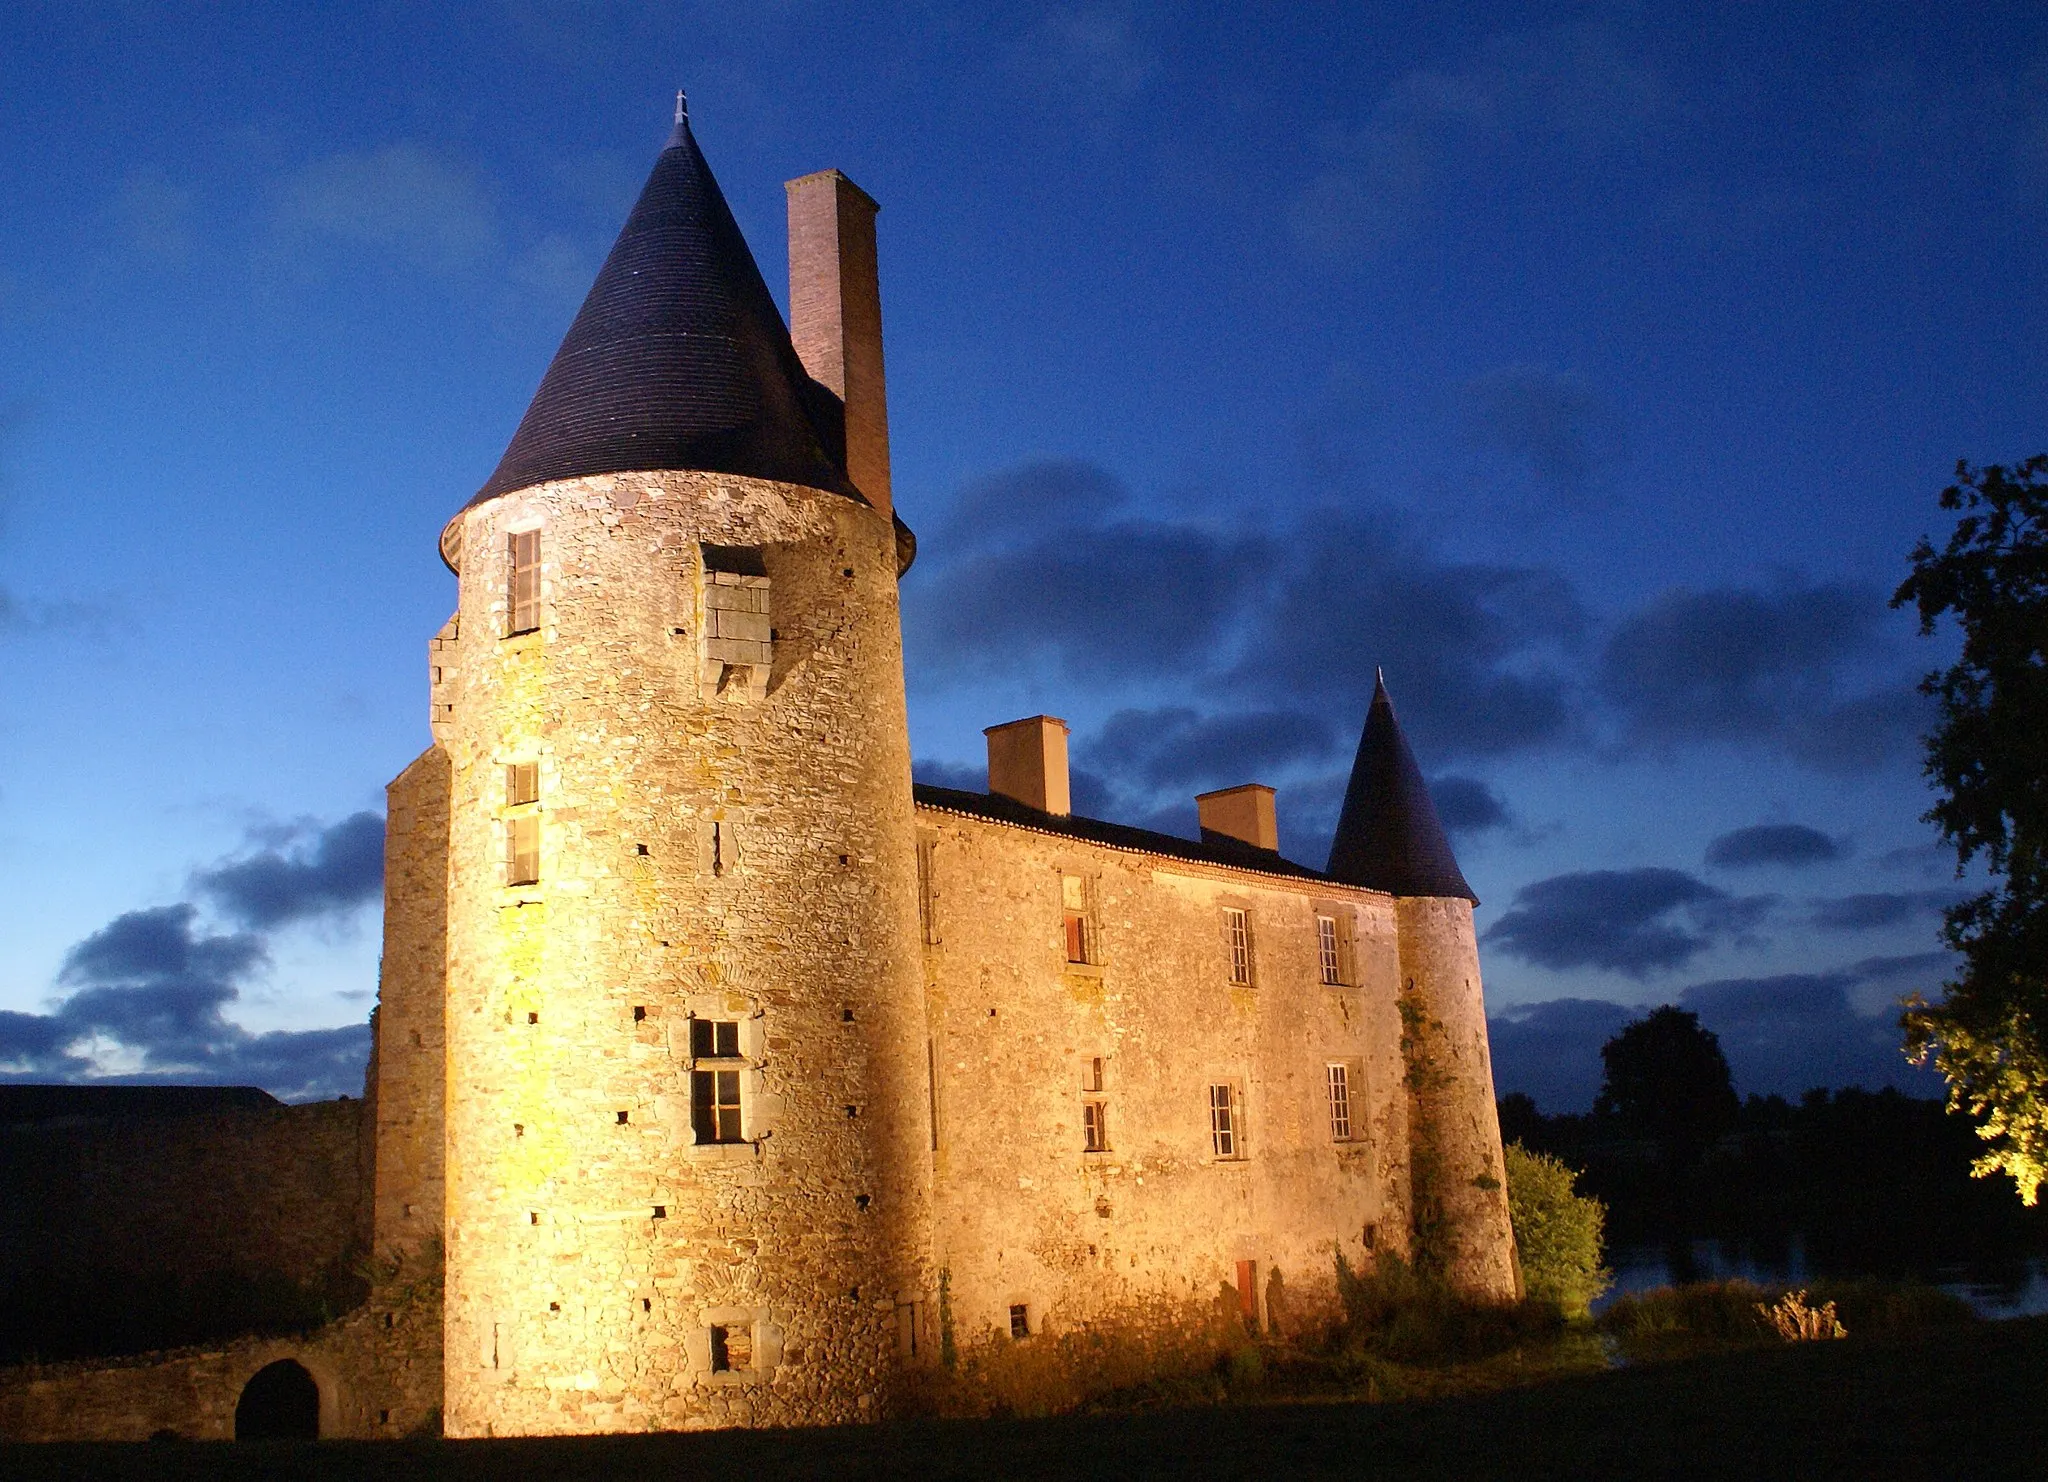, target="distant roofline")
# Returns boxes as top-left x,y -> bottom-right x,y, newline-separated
912,783 -> 1388,896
